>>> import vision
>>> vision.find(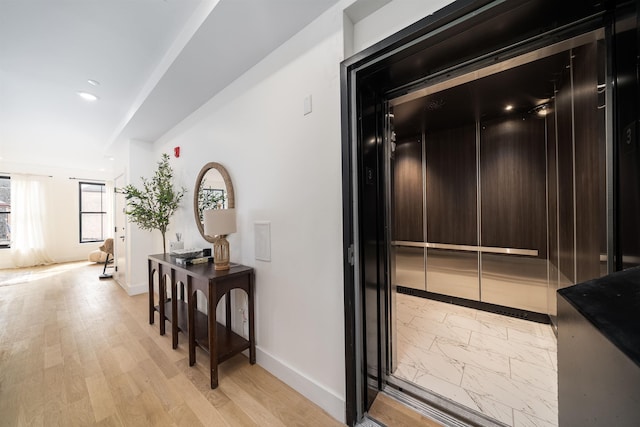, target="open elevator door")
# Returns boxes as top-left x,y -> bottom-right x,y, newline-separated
342,0 -> 640,425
